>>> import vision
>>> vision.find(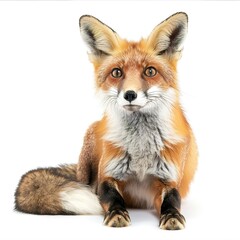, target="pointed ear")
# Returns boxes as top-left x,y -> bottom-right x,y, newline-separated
147,12 -> 188,55
79,15 -> 120,56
